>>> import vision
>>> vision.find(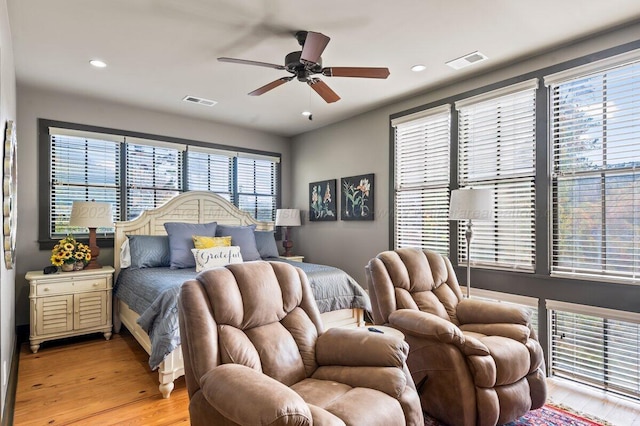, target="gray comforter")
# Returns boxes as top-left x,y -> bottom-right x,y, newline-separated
114,260 -> 370,370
